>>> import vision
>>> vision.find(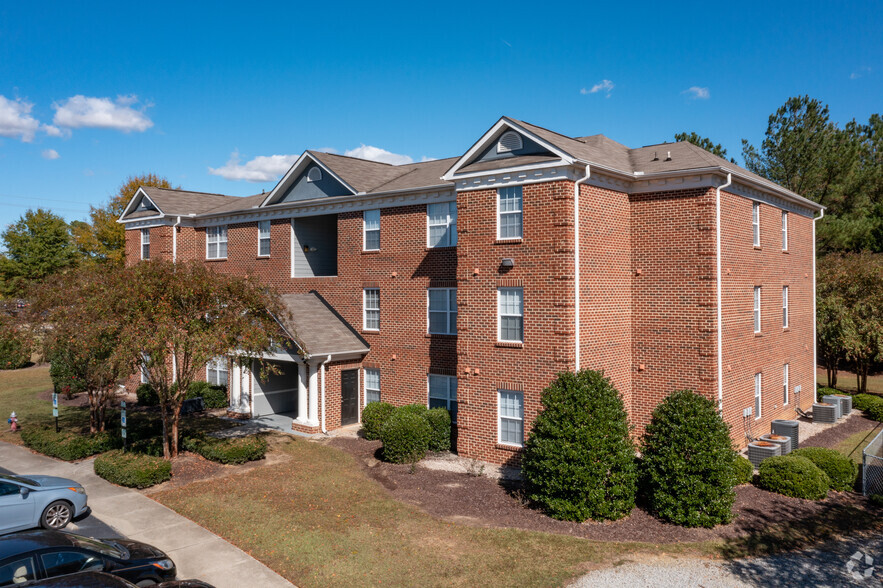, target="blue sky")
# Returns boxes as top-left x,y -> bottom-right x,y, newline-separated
0,1 -> 880,232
